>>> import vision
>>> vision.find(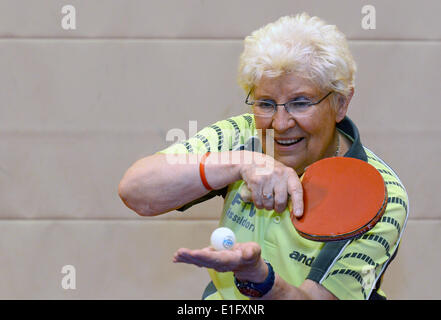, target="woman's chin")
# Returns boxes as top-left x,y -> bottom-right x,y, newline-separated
274,154 -> 304,172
